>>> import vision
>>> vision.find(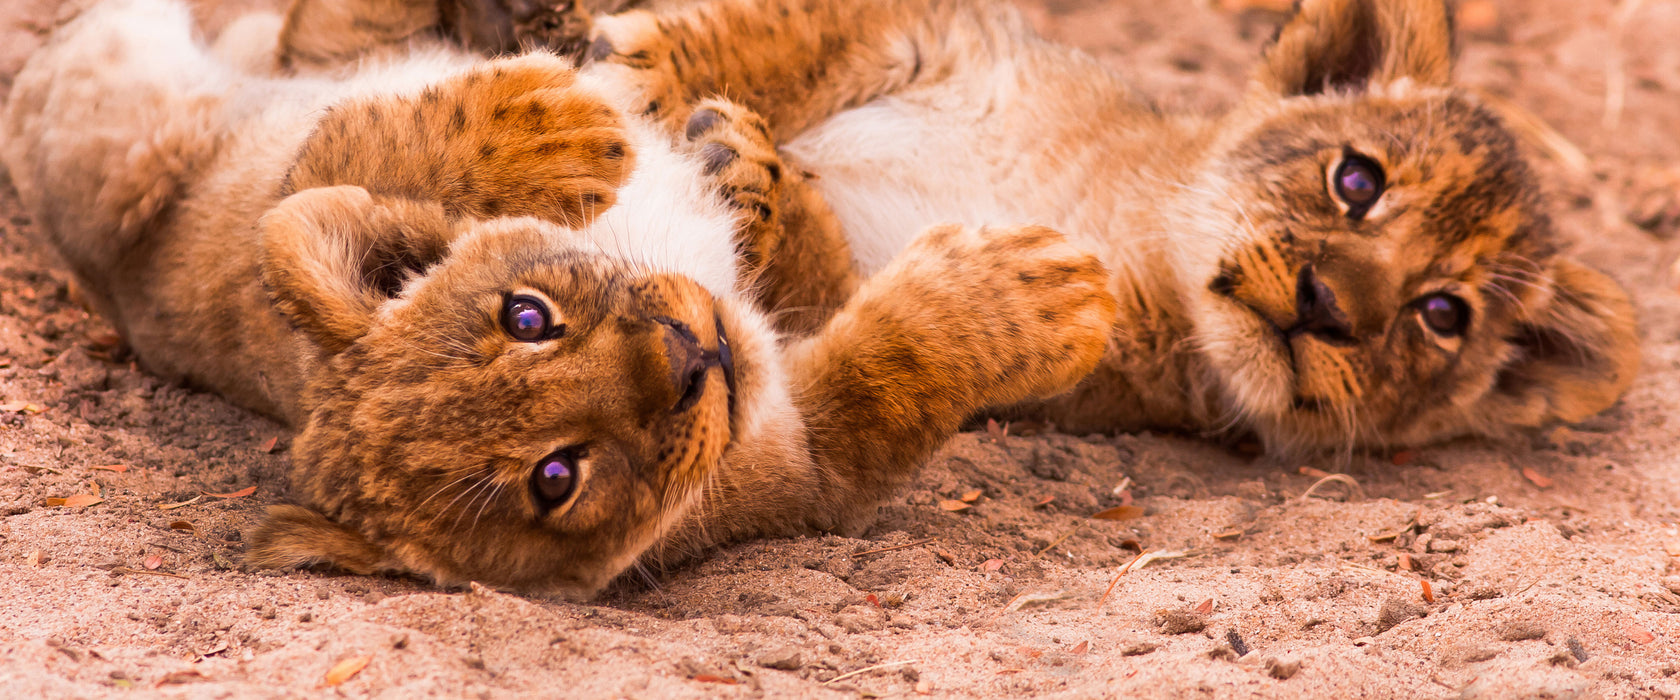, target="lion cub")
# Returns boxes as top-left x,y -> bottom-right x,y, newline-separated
582,0 -> 1641,454
1,0 -> 1114,595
